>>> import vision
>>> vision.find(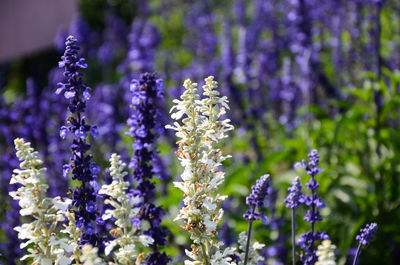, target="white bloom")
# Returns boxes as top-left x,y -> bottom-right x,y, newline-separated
316,240 -> 336,265
99,153 -> 150,265
10,138 -> 72,265
167,77 -> 235,264
80,245 -> 106,265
